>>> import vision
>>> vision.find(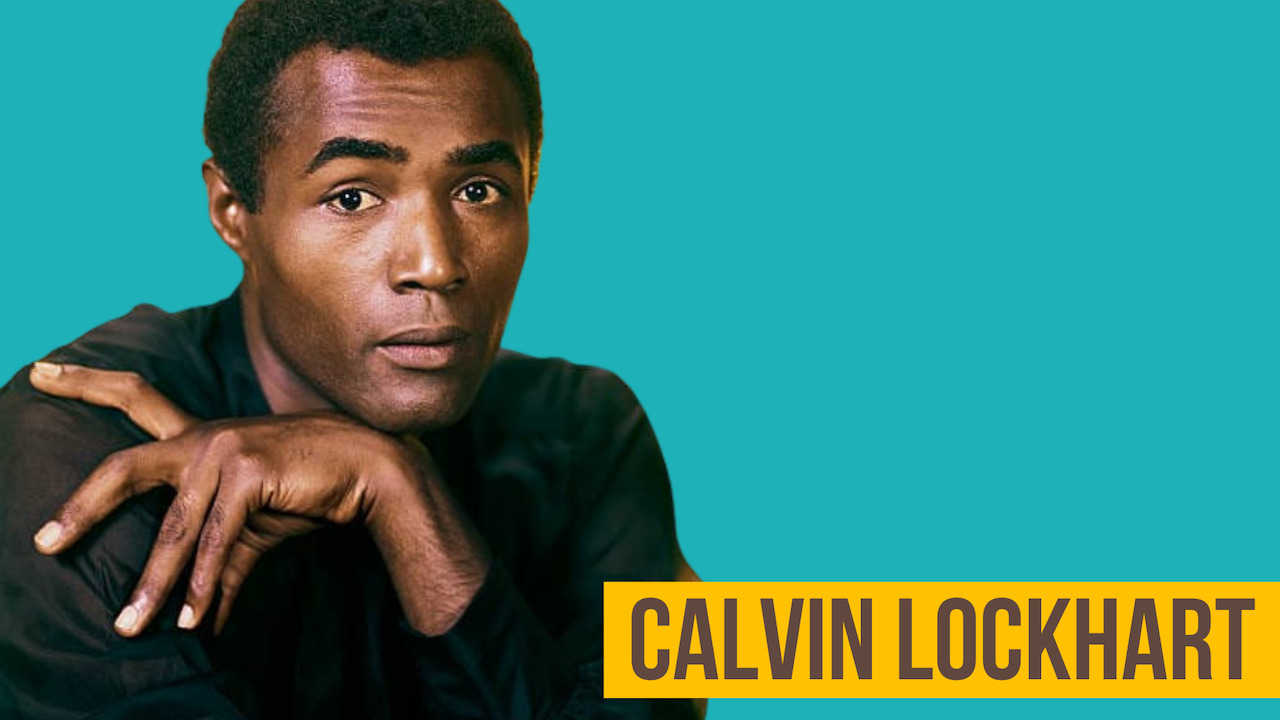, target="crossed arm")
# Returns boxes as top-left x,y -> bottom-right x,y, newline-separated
29,361 -> 487,639
3,362 -> 704,719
